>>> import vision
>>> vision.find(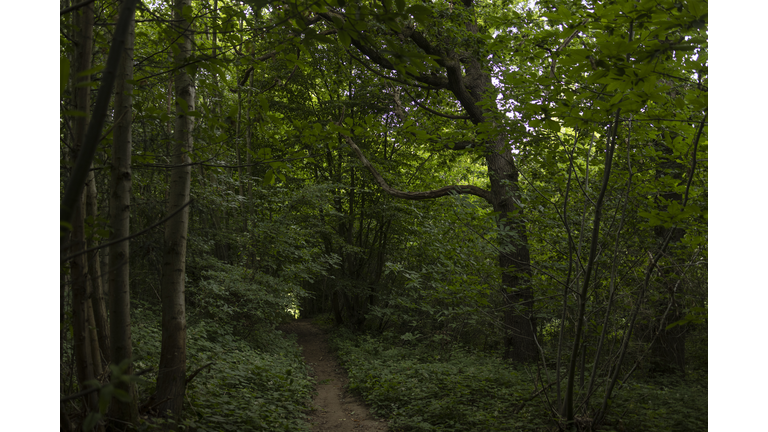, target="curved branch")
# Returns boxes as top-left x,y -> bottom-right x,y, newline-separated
443,140 -> 475,150
61,200 -> 194,262
402,88 -> 471,120
341,134 -> 491,202
318,11 -> 449,89
348,51 -> 444,90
